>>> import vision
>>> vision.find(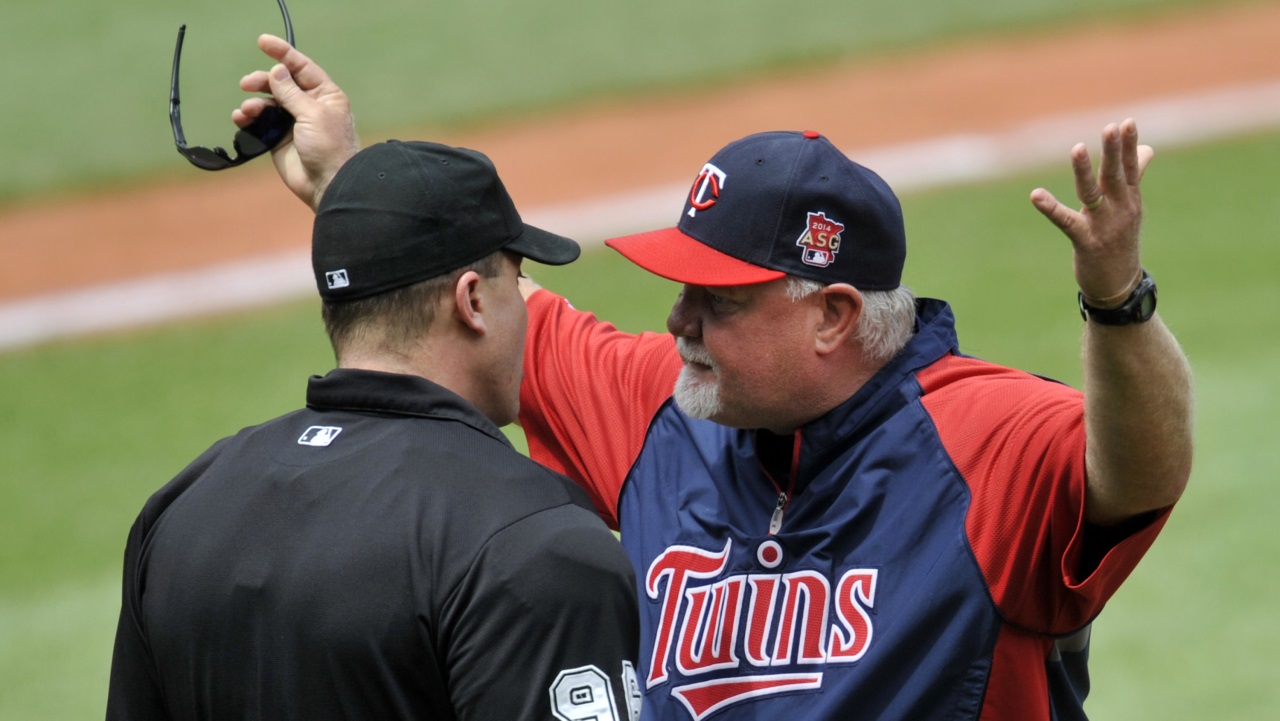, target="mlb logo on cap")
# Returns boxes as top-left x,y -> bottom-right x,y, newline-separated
605,130 -> 906,289
326,269 -> 350,290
